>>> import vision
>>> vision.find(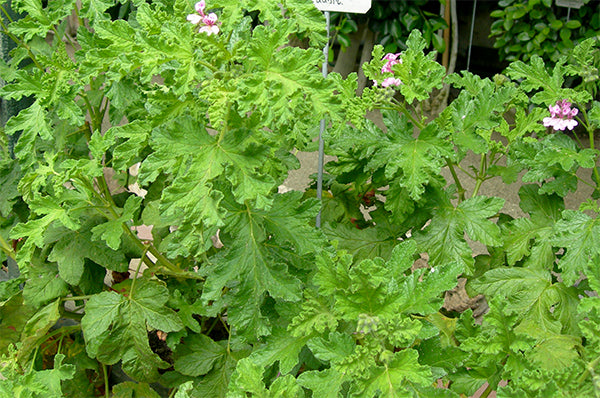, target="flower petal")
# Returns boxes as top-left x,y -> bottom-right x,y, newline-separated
187,14 -> 202,24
